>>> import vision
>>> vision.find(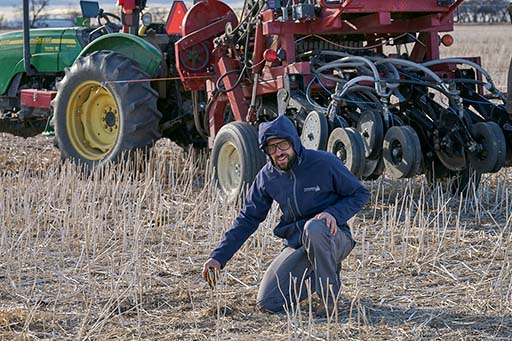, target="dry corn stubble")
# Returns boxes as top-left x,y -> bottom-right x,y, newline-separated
0,25 -> 511,340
